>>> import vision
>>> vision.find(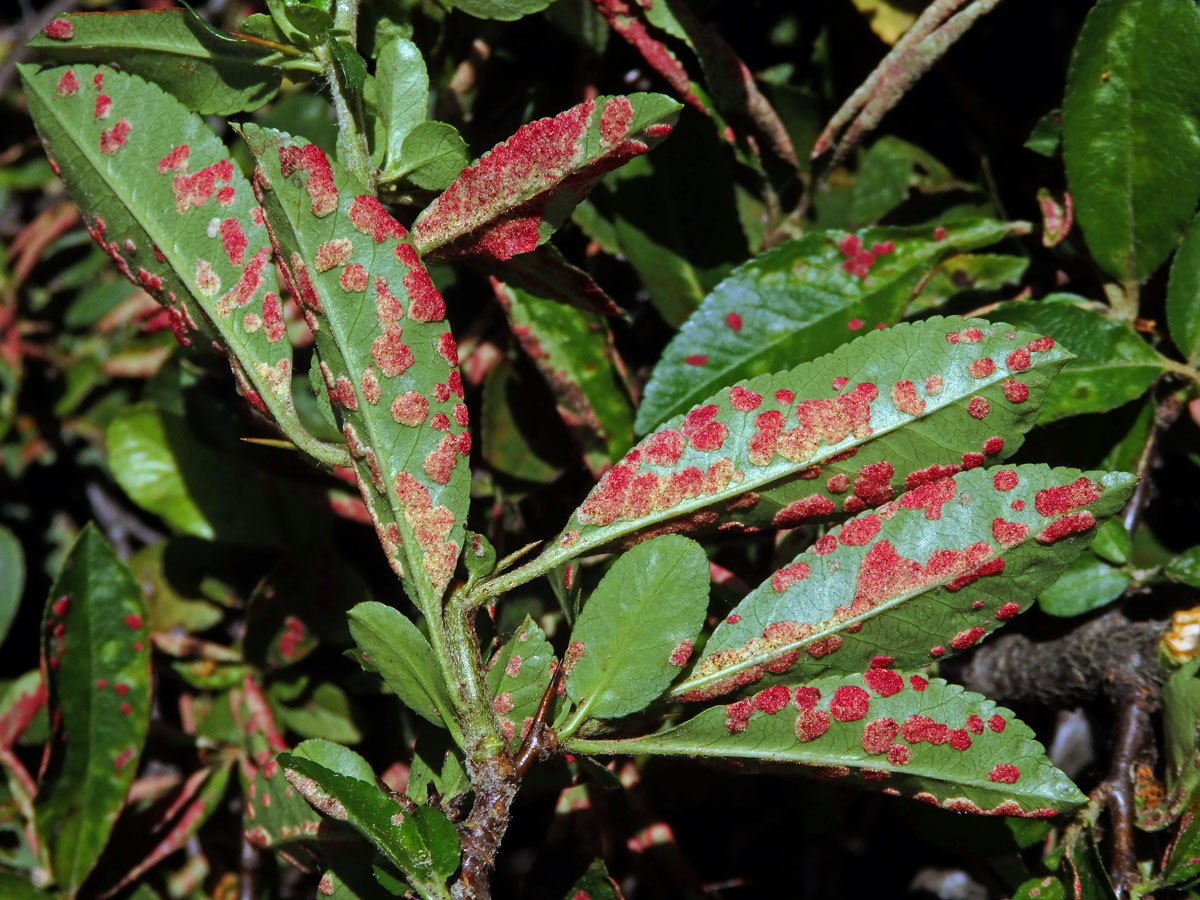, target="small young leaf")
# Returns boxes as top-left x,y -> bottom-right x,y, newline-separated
452,0 -> 562,23
485,616 -> 556,748
395,122 -> 469,191
570,675 -> 1085,817
1025,109 -> 1062,158
242,125 -> 469,608
672,465 -> 1133,703
347,602 -> 460,742
276,682 -> 363,743
1167,547 -> 1200,589
25,10 -> 282,115
487,317 -> 1071,590
374,38 -> 428,167
1036,553 -> 1130,618
1167,210 -> 1200,366
562,859 -> 626,900
986,297 -> 1166,422
636,219 -> 1022,433
19,64 -> 303,449
36,525 -> 151,898
564,535 -> 708,722
1062,0 -> 1200,282
1090,518 -> 1131,565
412,93 -> 681,262
0,524 -> 24,647
463,531 -> 498,582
